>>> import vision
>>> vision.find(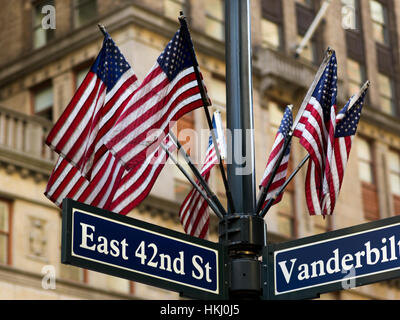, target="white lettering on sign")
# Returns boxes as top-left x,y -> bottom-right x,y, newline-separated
192,255 -> 212,283
79,223 -> 128,260
277,236 -> 400,284
133,241 -> 214,281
